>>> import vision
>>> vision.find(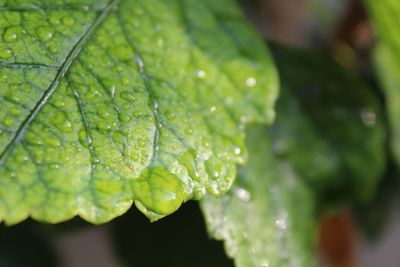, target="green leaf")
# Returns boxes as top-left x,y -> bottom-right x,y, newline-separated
356,160 -> 400,240
366,0 -> 400,165
270,44 -> 386,205
200,45 -> 386,267
201,125 -> 318,267
0,0 -> 278,224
